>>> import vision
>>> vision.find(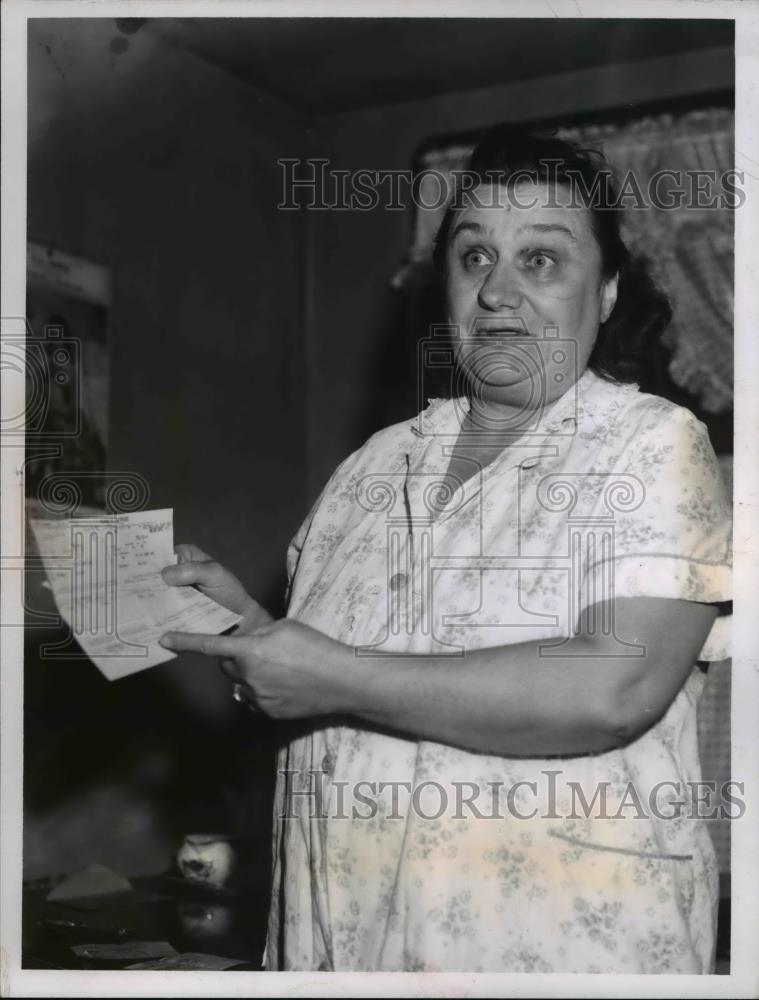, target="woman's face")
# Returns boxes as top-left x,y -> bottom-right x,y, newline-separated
445,181 -> 618,412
